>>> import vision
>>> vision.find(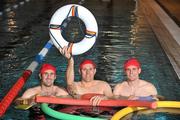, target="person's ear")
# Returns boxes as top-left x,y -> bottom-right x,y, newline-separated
94,68 -> 96,74
138,68 -> 141,74
54,74 -> 56,79
39,74 -> 42,79
78,69 -> 81,75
